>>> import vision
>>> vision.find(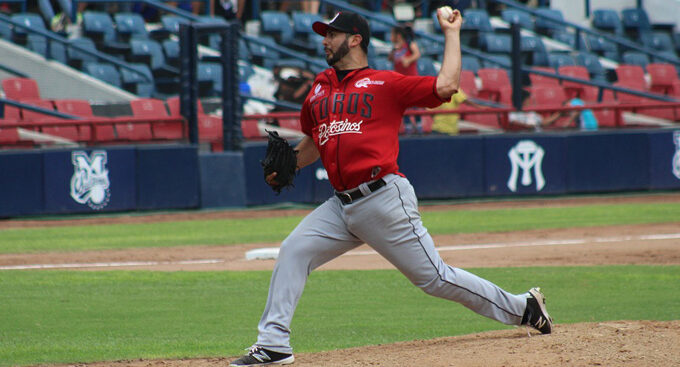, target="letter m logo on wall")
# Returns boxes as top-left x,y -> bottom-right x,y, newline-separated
70,150 -> 111,210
